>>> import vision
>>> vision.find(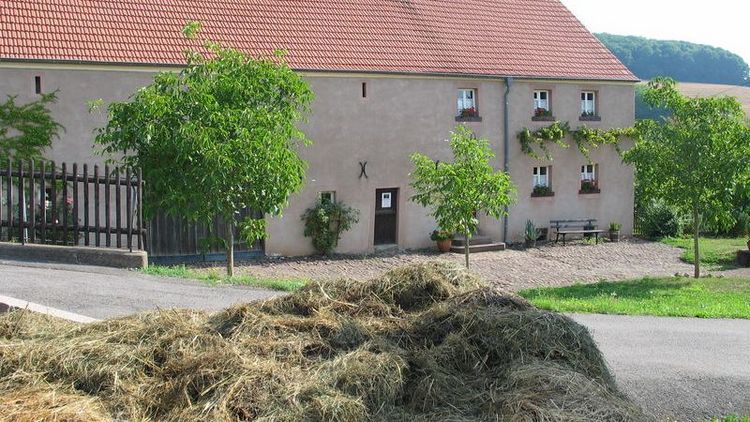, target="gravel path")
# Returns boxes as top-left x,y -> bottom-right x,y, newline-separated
227,240 -> 749,291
